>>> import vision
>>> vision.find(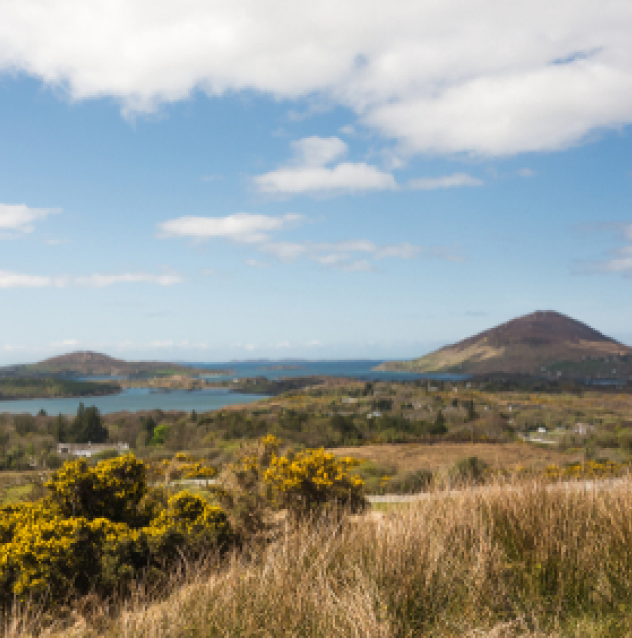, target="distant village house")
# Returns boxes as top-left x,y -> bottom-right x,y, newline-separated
57,442 -> 129,458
